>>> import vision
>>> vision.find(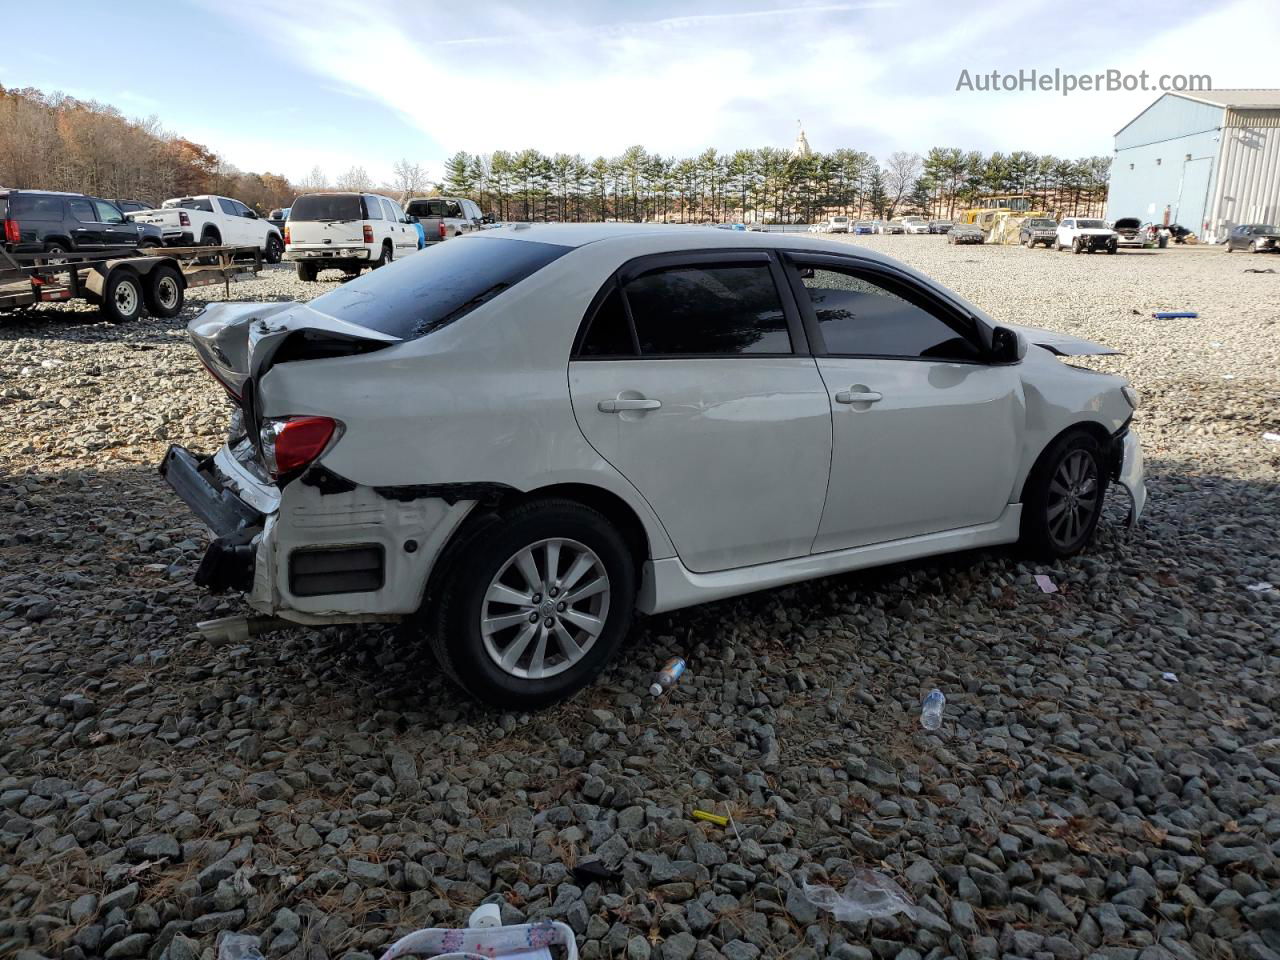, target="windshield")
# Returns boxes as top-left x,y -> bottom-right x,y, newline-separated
291,194 -> 364,221
306,236 -> 571,340
1028,219 -> 1057,228
1077,219 -> 1107,229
